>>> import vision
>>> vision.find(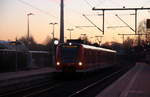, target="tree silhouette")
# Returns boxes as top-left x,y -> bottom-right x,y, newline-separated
138,20 -> 150,43
18,36 -> 36,46
123,37 -> 134,48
